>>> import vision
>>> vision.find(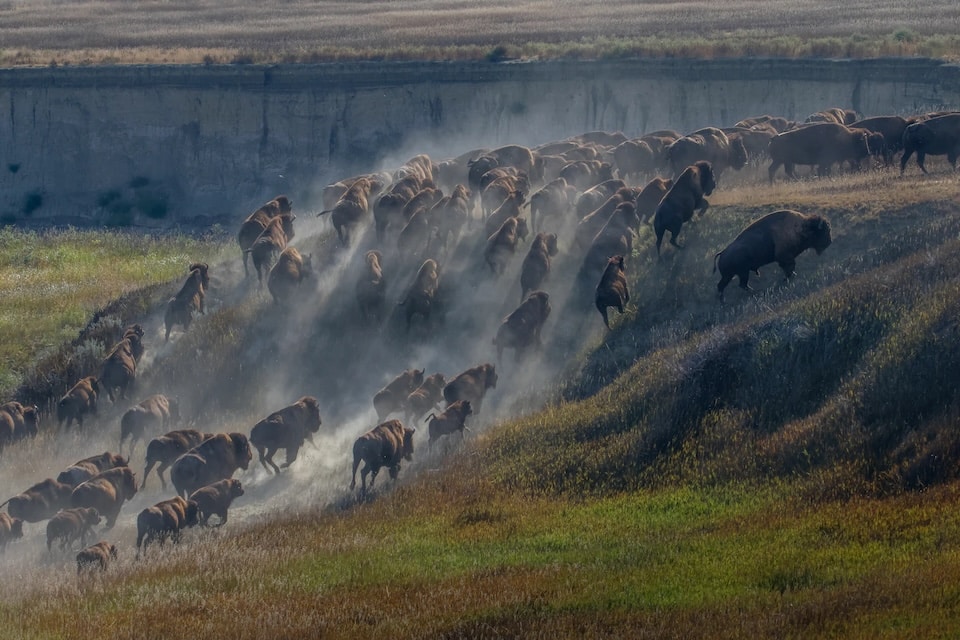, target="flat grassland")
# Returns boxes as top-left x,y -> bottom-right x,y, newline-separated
1,0 -> 960,65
